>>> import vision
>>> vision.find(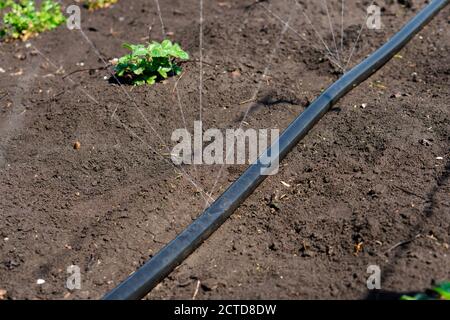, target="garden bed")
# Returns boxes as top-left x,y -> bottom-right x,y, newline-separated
0,0 -> 449,299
